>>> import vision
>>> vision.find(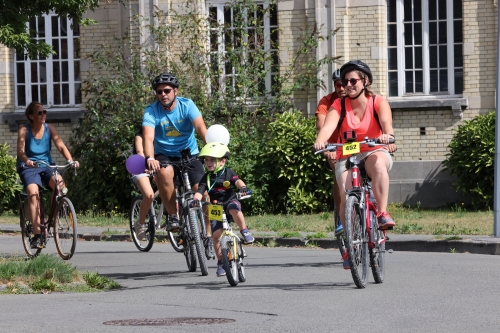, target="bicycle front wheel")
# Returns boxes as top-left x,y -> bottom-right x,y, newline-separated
181,210 -> 197,272
370,209 -> 385,283
54,197 -> 77,260
189,207 -> 208,276
20,199 -> 42,258
129,195 -> 155,252
345,195 -> 368,288
220,235 -> 239,286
